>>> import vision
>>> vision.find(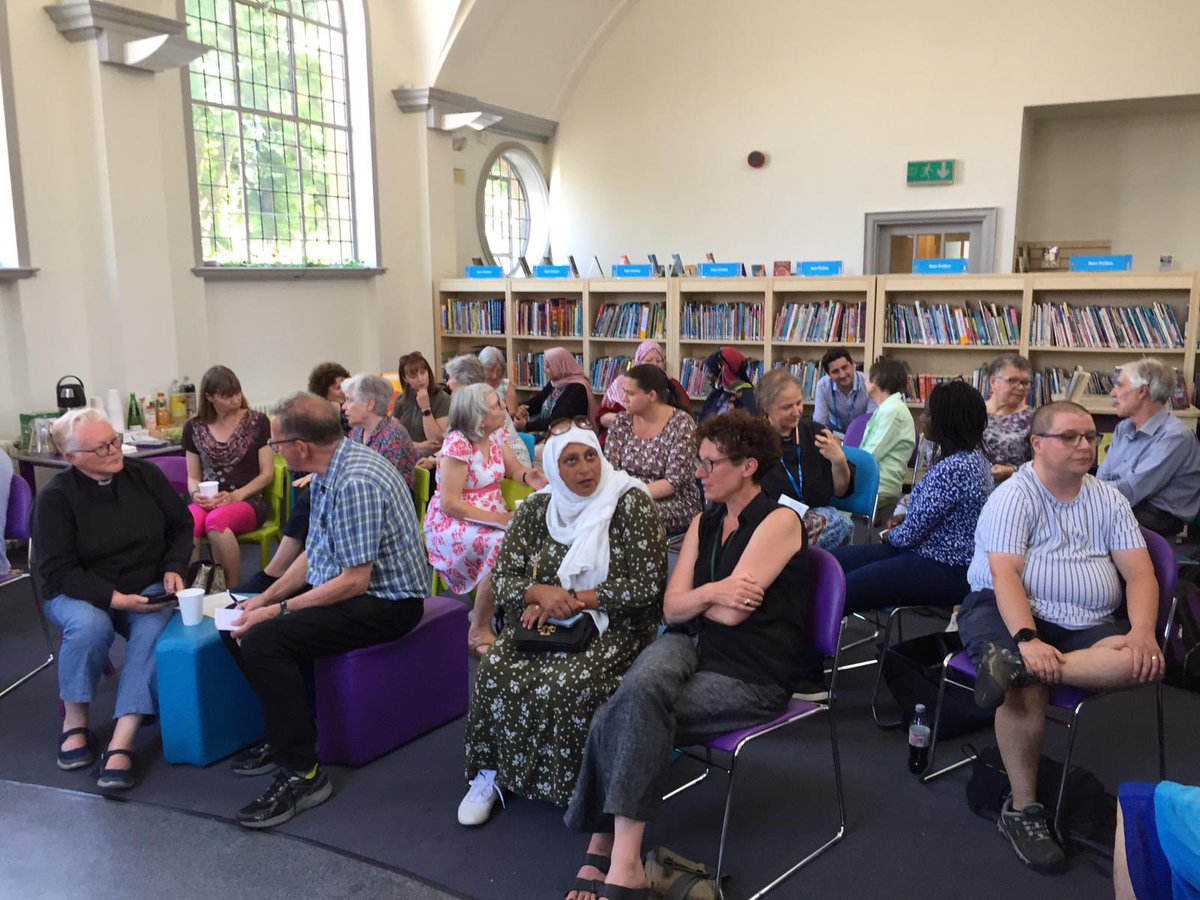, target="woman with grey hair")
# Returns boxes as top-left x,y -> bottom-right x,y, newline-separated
479,345 -> 518,417
444,353 -> 531,467
341,373 -> 417,488
981,353 -> 1035,482
424,384 -> 547,655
